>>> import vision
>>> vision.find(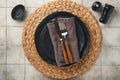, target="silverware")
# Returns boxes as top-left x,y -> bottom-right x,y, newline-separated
54,20 -> 69,64
59,22 -> 73,64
